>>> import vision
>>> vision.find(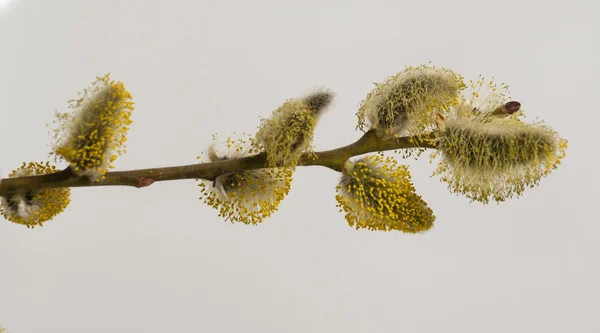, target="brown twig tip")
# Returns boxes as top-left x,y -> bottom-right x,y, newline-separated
136,177 -> 155,188
503,101 -> 521,114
